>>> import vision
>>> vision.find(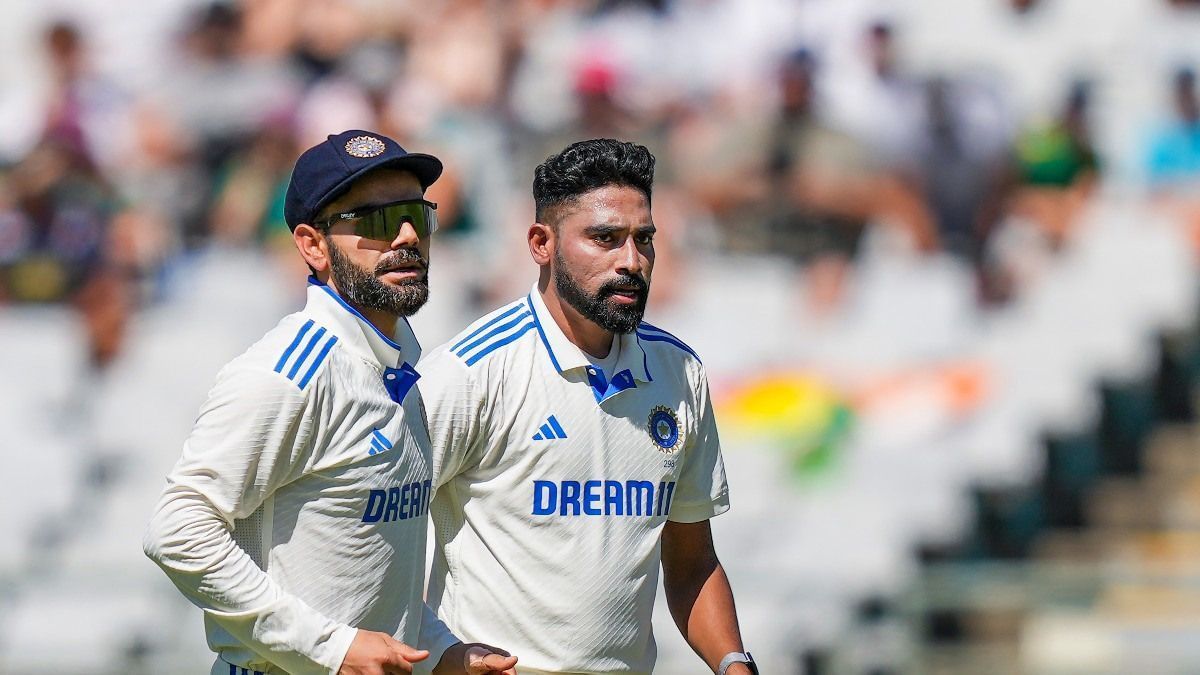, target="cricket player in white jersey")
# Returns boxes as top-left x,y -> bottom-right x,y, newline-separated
419,139 -> 756,675
143,130 -> 517,675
